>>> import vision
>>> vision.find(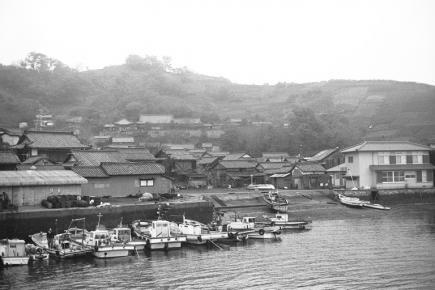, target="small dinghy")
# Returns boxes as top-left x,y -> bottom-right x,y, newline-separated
337,194 -> 365,208
363,203 -> 391,210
